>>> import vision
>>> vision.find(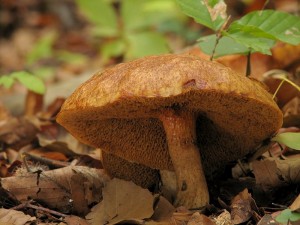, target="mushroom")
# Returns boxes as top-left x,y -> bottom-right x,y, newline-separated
57,54 -> 282,208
